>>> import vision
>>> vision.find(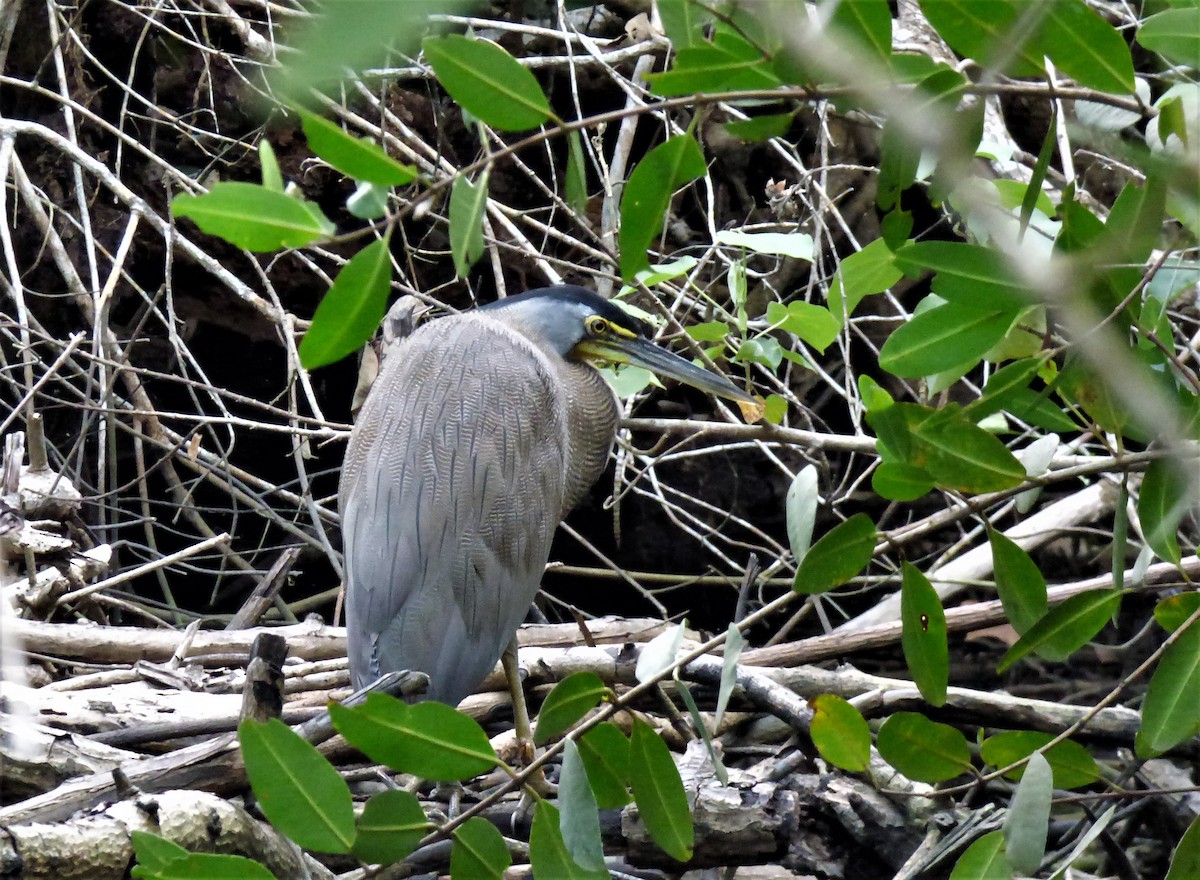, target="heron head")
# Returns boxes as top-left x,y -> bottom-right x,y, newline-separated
482,285 -> 757,405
